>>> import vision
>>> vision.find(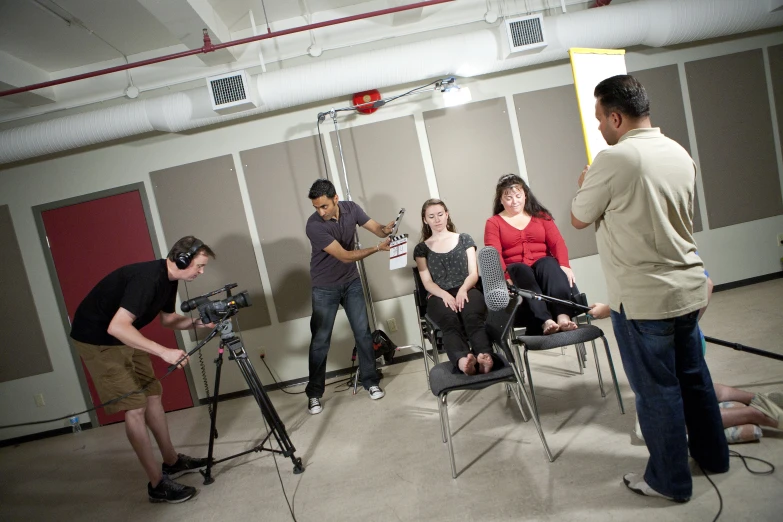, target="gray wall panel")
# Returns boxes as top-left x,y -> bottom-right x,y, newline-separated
686,50 -> 783,228
424,98 -> 519,246
769,44 -> 783,184
633,65 -> 703,233
240,136 -> 328,322
150,155 -> 271,338
331,115 -> 431,301
0,205 -> 53,382
513,85 -> 596,259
